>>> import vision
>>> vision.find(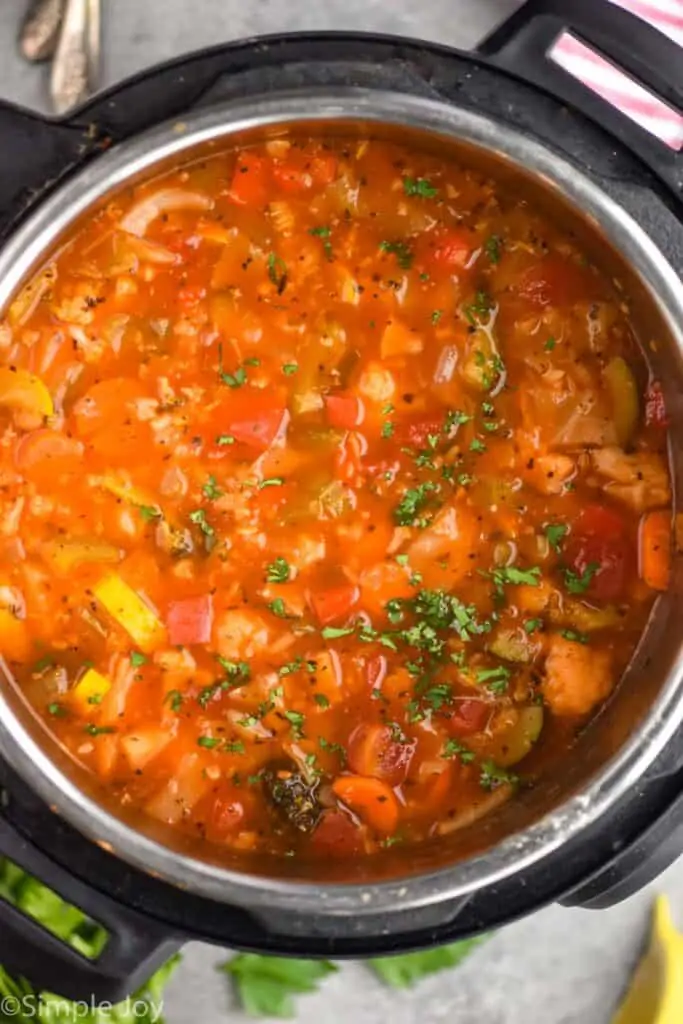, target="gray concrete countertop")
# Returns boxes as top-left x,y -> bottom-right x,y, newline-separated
0,2 -> 681,1022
